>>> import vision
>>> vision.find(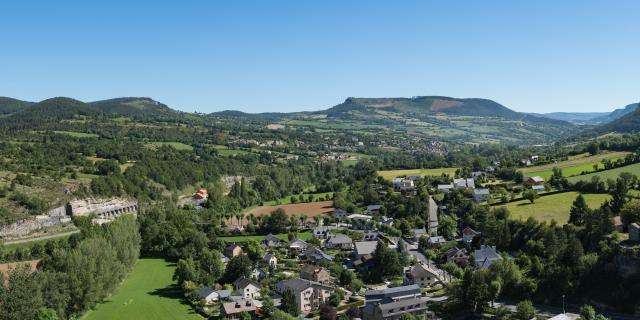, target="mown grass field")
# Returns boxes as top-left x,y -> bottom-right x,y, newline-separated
567,162 -> 640,183
520,151 -> 630,180
377,168 -> 458,180
219,230 -> 312,243
53,131 -> 99,138
146,141 -> 194,151
83,258 -> 202,320
263,192 -> 334,206
499,192 -> 610,224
